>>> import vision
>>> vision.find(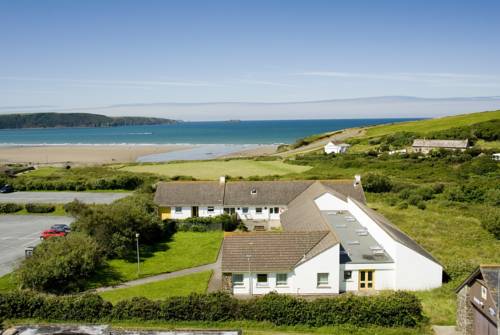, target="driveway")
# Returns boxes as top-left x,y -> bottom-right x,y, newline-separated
0,215 -> 74,276
0,191 -> 131,204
